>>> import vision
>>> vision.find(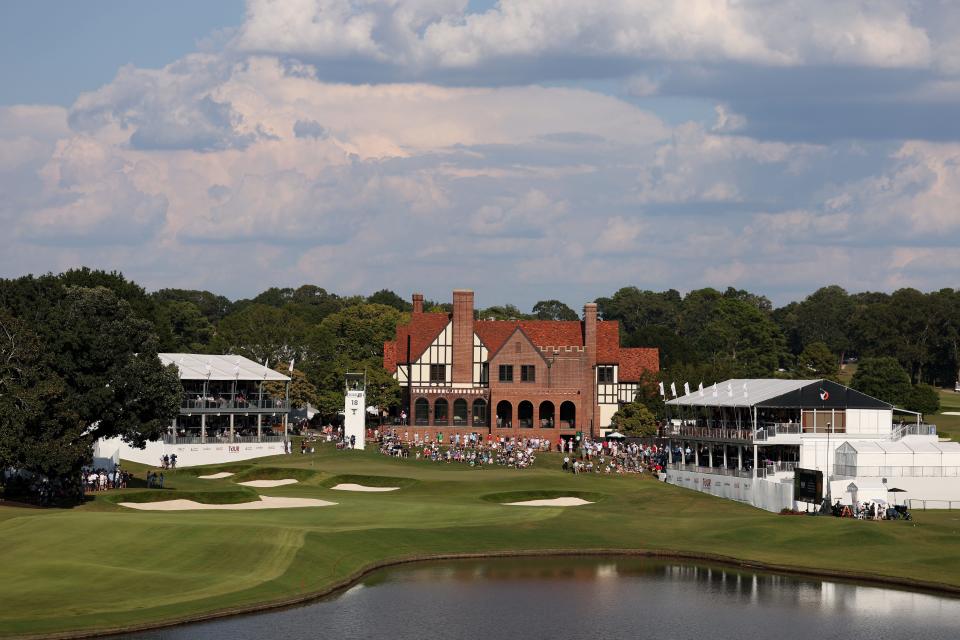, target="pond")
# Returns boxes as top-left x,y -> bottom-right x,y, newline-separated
118,557 -> 960,640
